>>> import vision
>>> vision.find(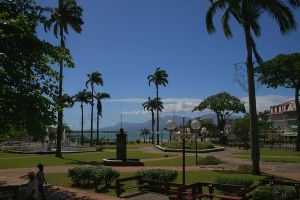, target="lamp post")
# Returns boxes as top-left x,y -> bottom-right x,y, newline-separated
166,118 -> 189,185
191,119 -> 201,165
